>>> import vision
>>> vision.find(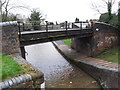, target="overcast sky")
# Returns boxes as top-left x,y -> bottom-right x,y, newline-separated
10,0 -> 119,23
